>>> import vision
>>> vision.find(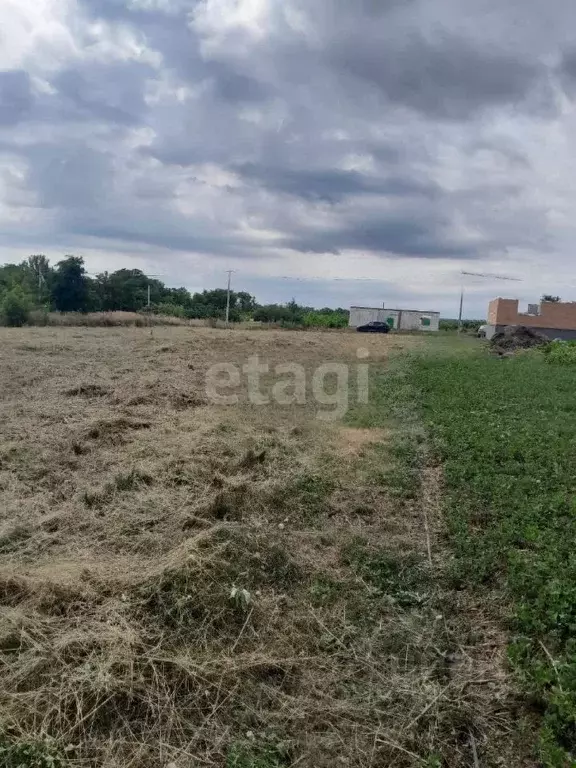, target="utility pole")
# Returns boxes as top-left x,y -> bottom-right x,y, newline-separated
225,270 -> 233,327
458,284 -> 465,334
147,284 -> 151,310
